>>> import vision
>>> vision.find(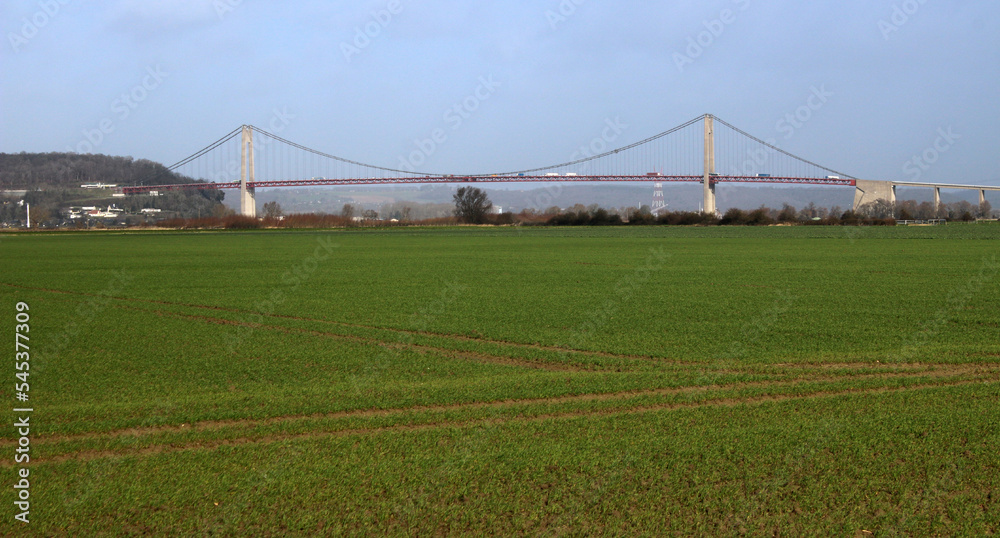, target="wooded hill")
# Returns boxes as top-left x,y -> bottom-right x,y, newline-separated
0,152 -> 226,224
0,152 -> 196,190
